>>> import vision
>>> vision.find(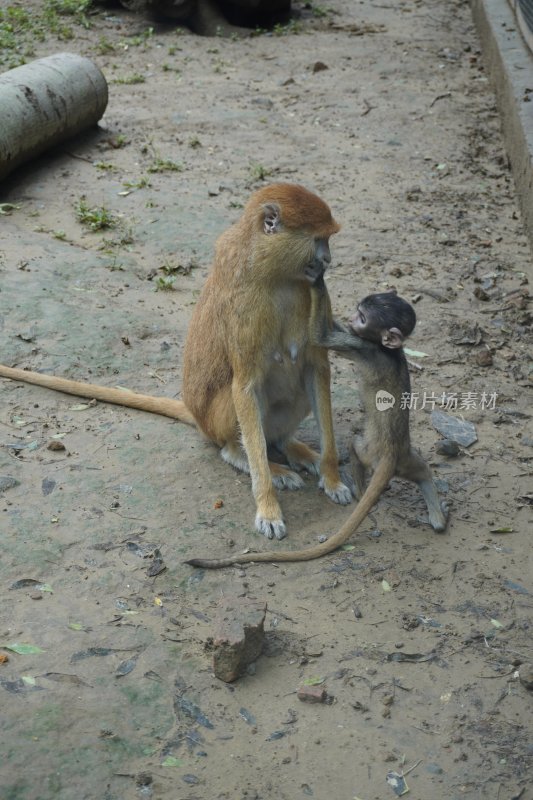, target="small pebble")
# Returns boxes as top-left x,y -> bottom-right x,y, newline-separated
475,347 -> 493,367
47,440 -> 66,452
0,476 -> 20,491
297,685 -> 328,703
136,773 -> 152,787
435,439 -> 460,457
